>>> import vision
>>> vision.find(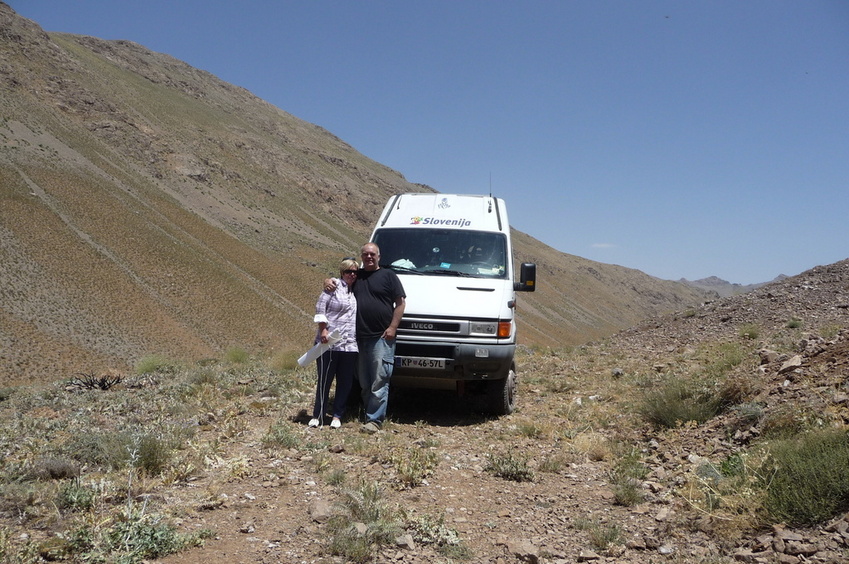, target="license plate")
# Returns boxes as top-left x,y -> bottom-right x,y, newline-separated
396,357 -> 446,369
